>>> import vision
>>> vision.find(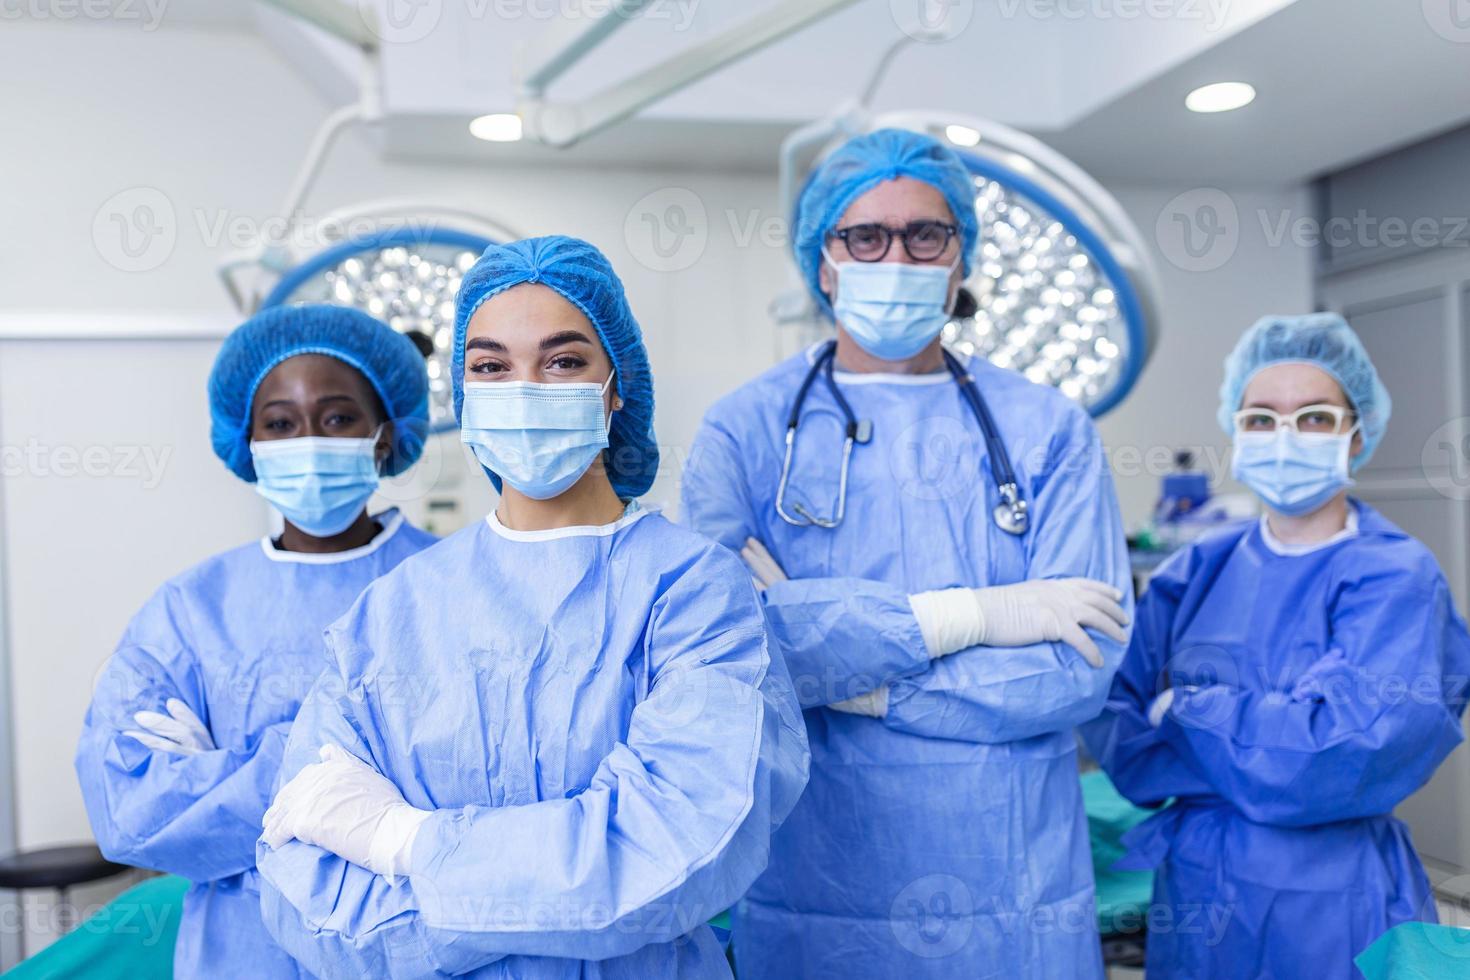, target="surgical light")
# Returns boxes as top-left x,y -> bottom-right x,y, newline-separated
258,225 -> 499,431
871,112 -> 1161,416
1185,82 -> 1256,114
